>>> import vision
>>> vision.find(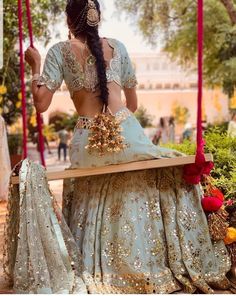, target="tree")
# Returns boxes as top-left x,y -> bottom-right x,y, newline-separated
135,105 -> 154,127
0,0 -> 66,126
114,0 -> 236,99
